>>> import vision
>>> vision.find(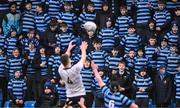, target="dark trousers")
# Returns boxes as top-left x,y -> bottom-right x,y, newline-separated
94,97 -> 104,108
0,77 -> 7,106
156,103 -> 170,108
85,92 -> 93,107
37,75 -> 49,98
26,75 -> 38,100
135,98 -> 148,108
